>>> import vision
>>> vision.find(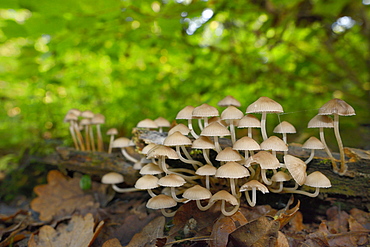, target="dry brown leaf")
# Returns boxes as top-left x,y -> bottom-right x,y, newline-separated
30,170 -> 99,222
28,213 -> 104,247
274,199 -> 300,229
102,238 -> 123,247
126,216 -> 165,247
